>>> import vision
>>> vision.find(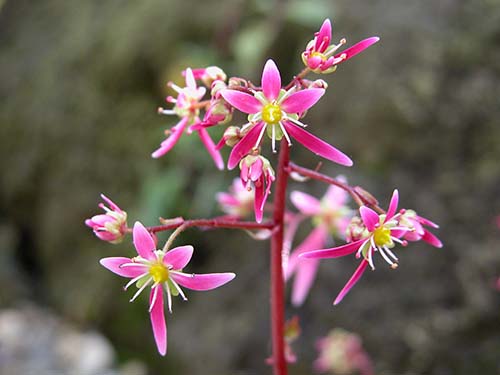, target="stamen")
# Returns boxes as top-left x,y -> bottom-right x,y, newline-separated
149,284 -> 159,312
165,282 -> 173,313
158,107 -> 175,115
272,125 -> 276,153
284,116 -> 308,128
170,279 -> 188,301
356,239 -> 370,258
383,245 -> 399,261
367,247 -> 375,270
391,237 -> 407,247
378,246 -> 395,266
124,272 -> 149,291
255,123 -> 268,149
240,122 -> 252,132
130,277 -> 153,302
278,122 -> 292,146
169,83 -> 182,93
